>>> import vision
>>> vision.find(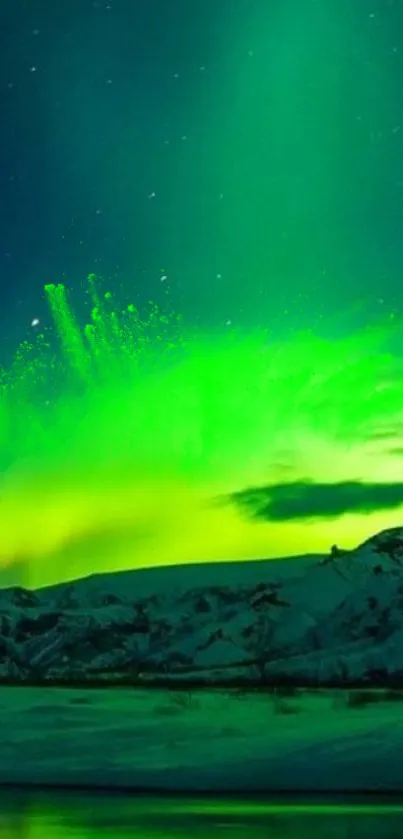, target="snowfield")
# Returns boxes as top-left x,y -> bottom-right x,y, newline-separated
1,685 -> 403,791
1,527 -> 403,685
